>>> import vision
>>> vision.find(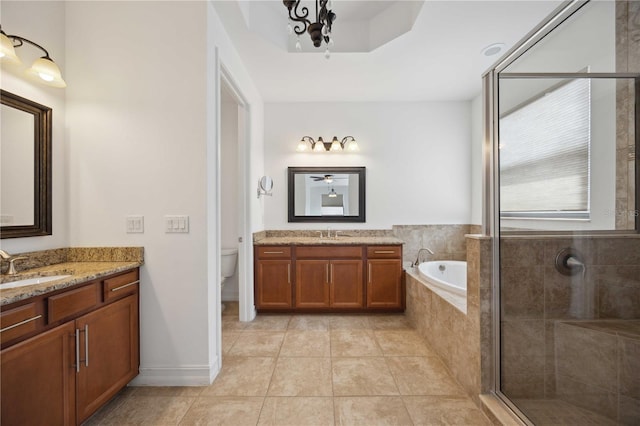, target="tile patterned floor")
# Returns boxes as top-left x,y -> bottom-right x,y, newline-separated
84,303 -> 492,425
